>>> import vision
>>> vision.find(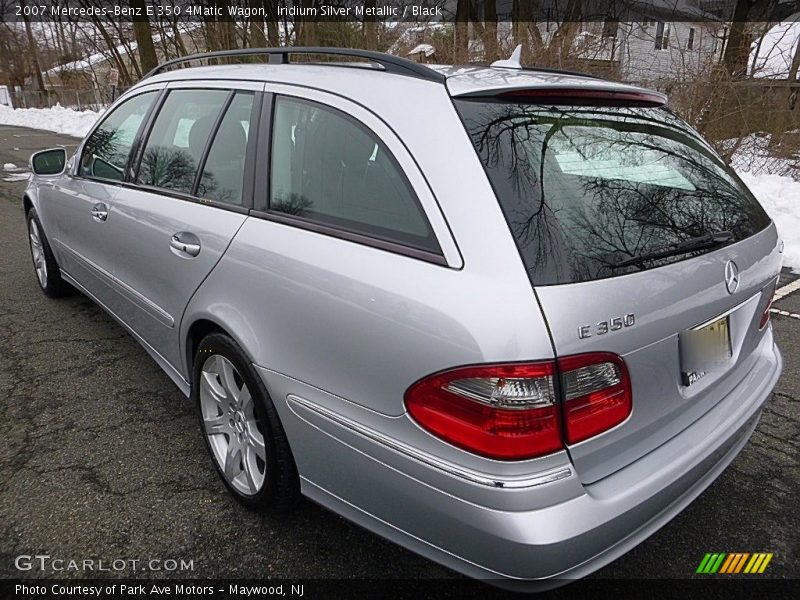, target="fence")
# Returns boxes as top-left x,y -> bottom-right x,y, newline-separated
8,87 -> 128,112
